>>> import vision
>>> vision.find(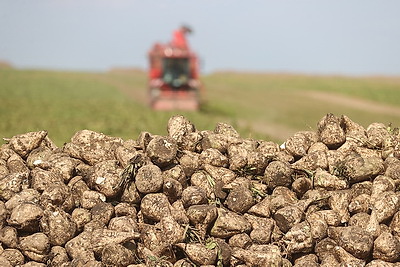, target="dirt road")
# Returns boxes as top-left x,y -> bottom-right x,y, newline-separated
302,90 -> 400,116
